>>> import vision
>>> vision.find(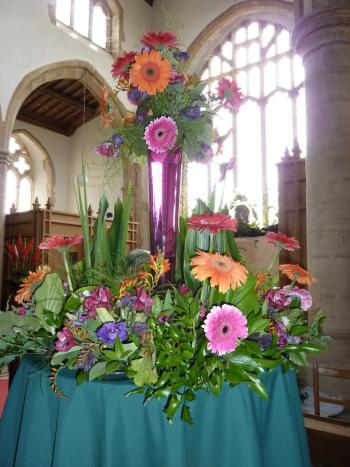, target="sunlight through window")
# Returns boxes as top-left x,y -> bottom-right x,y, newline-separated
188,21 -> 306,225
